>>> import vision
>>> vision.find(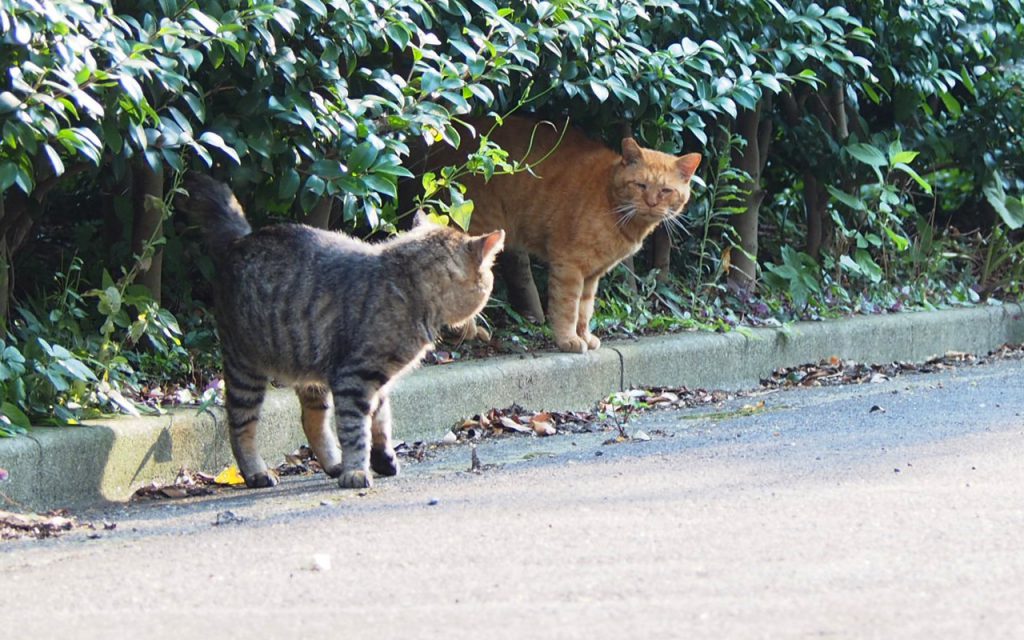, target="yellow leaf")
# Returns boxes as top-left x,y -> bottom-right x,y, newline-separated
740,400 -> 767,414
214,465 -> 246,486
